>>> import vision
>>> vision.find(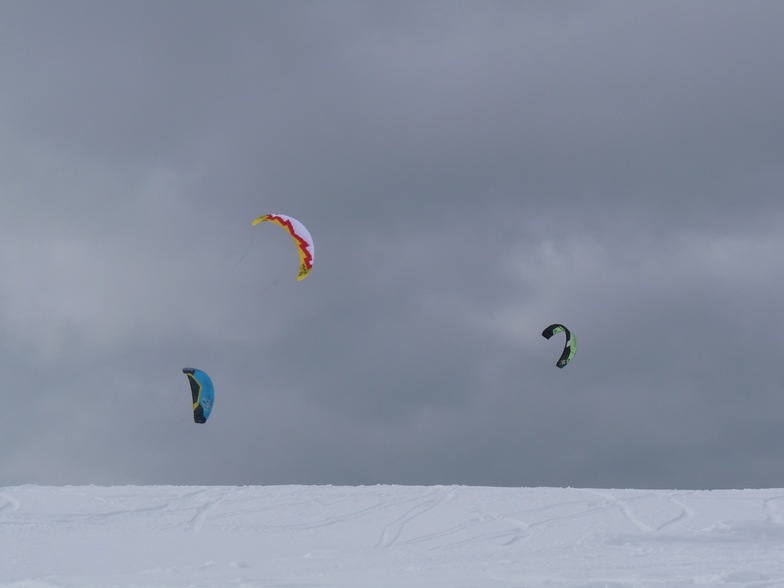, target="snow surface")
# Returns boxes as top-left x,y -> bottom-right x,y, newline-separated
2,485 -> 784,587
